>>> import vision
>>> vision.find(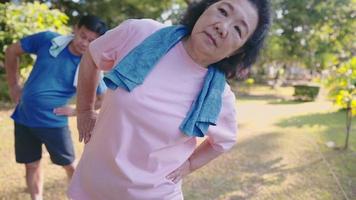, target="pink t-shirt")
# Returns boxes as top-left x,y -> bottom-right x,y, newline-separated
68,19 -> 237,200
